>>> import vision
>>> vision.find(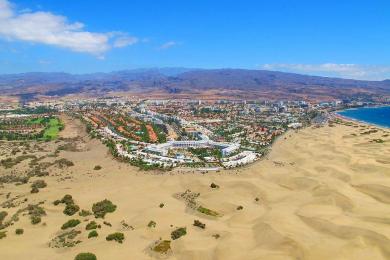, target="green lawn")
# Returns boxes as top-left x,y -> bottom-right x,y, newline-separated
0,116 -> 63,141
43,118 -> 62,140
28,118 -> 45,124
